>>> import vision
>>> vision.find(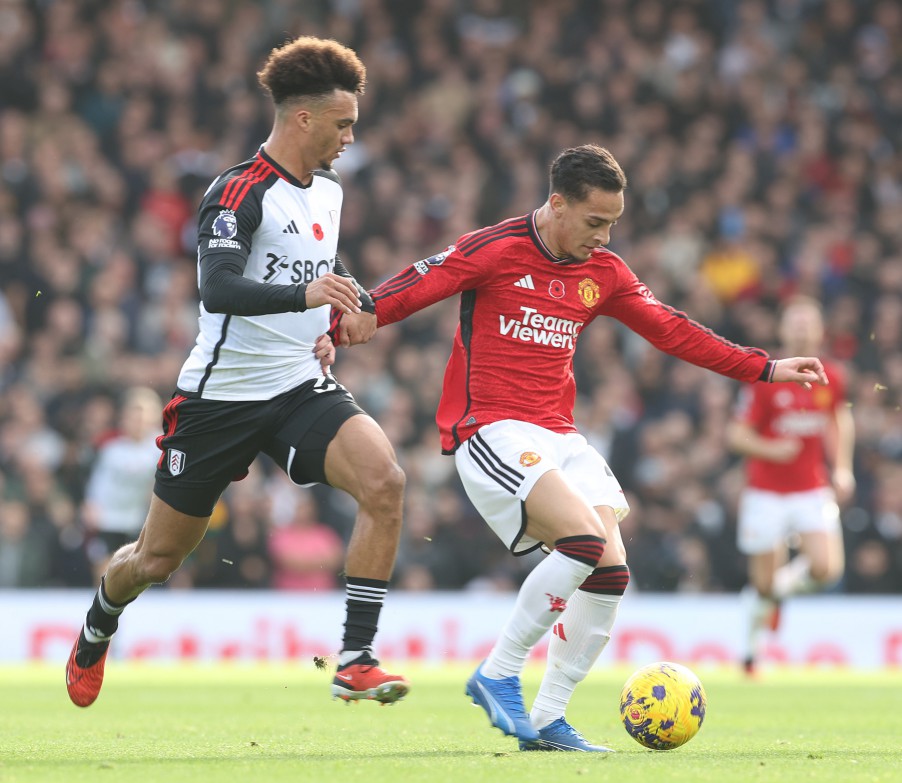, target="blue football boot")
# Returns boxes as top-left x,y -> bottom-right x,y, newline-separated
519,717 -> 615,752
465,661 -> 539,742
